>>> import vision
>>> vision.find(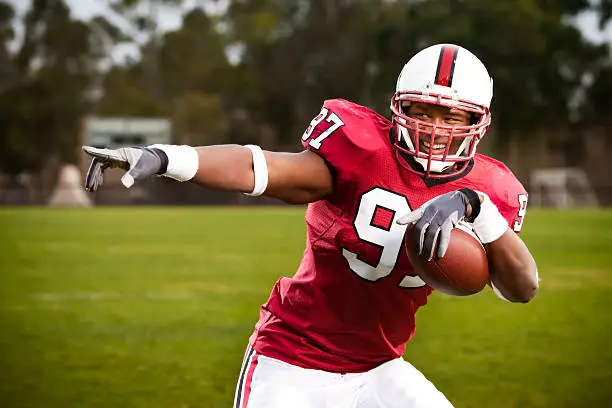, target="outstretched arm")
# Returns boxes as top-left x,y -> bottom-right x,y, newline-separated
190,145 -> 333,204
83,143 -> 333,205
